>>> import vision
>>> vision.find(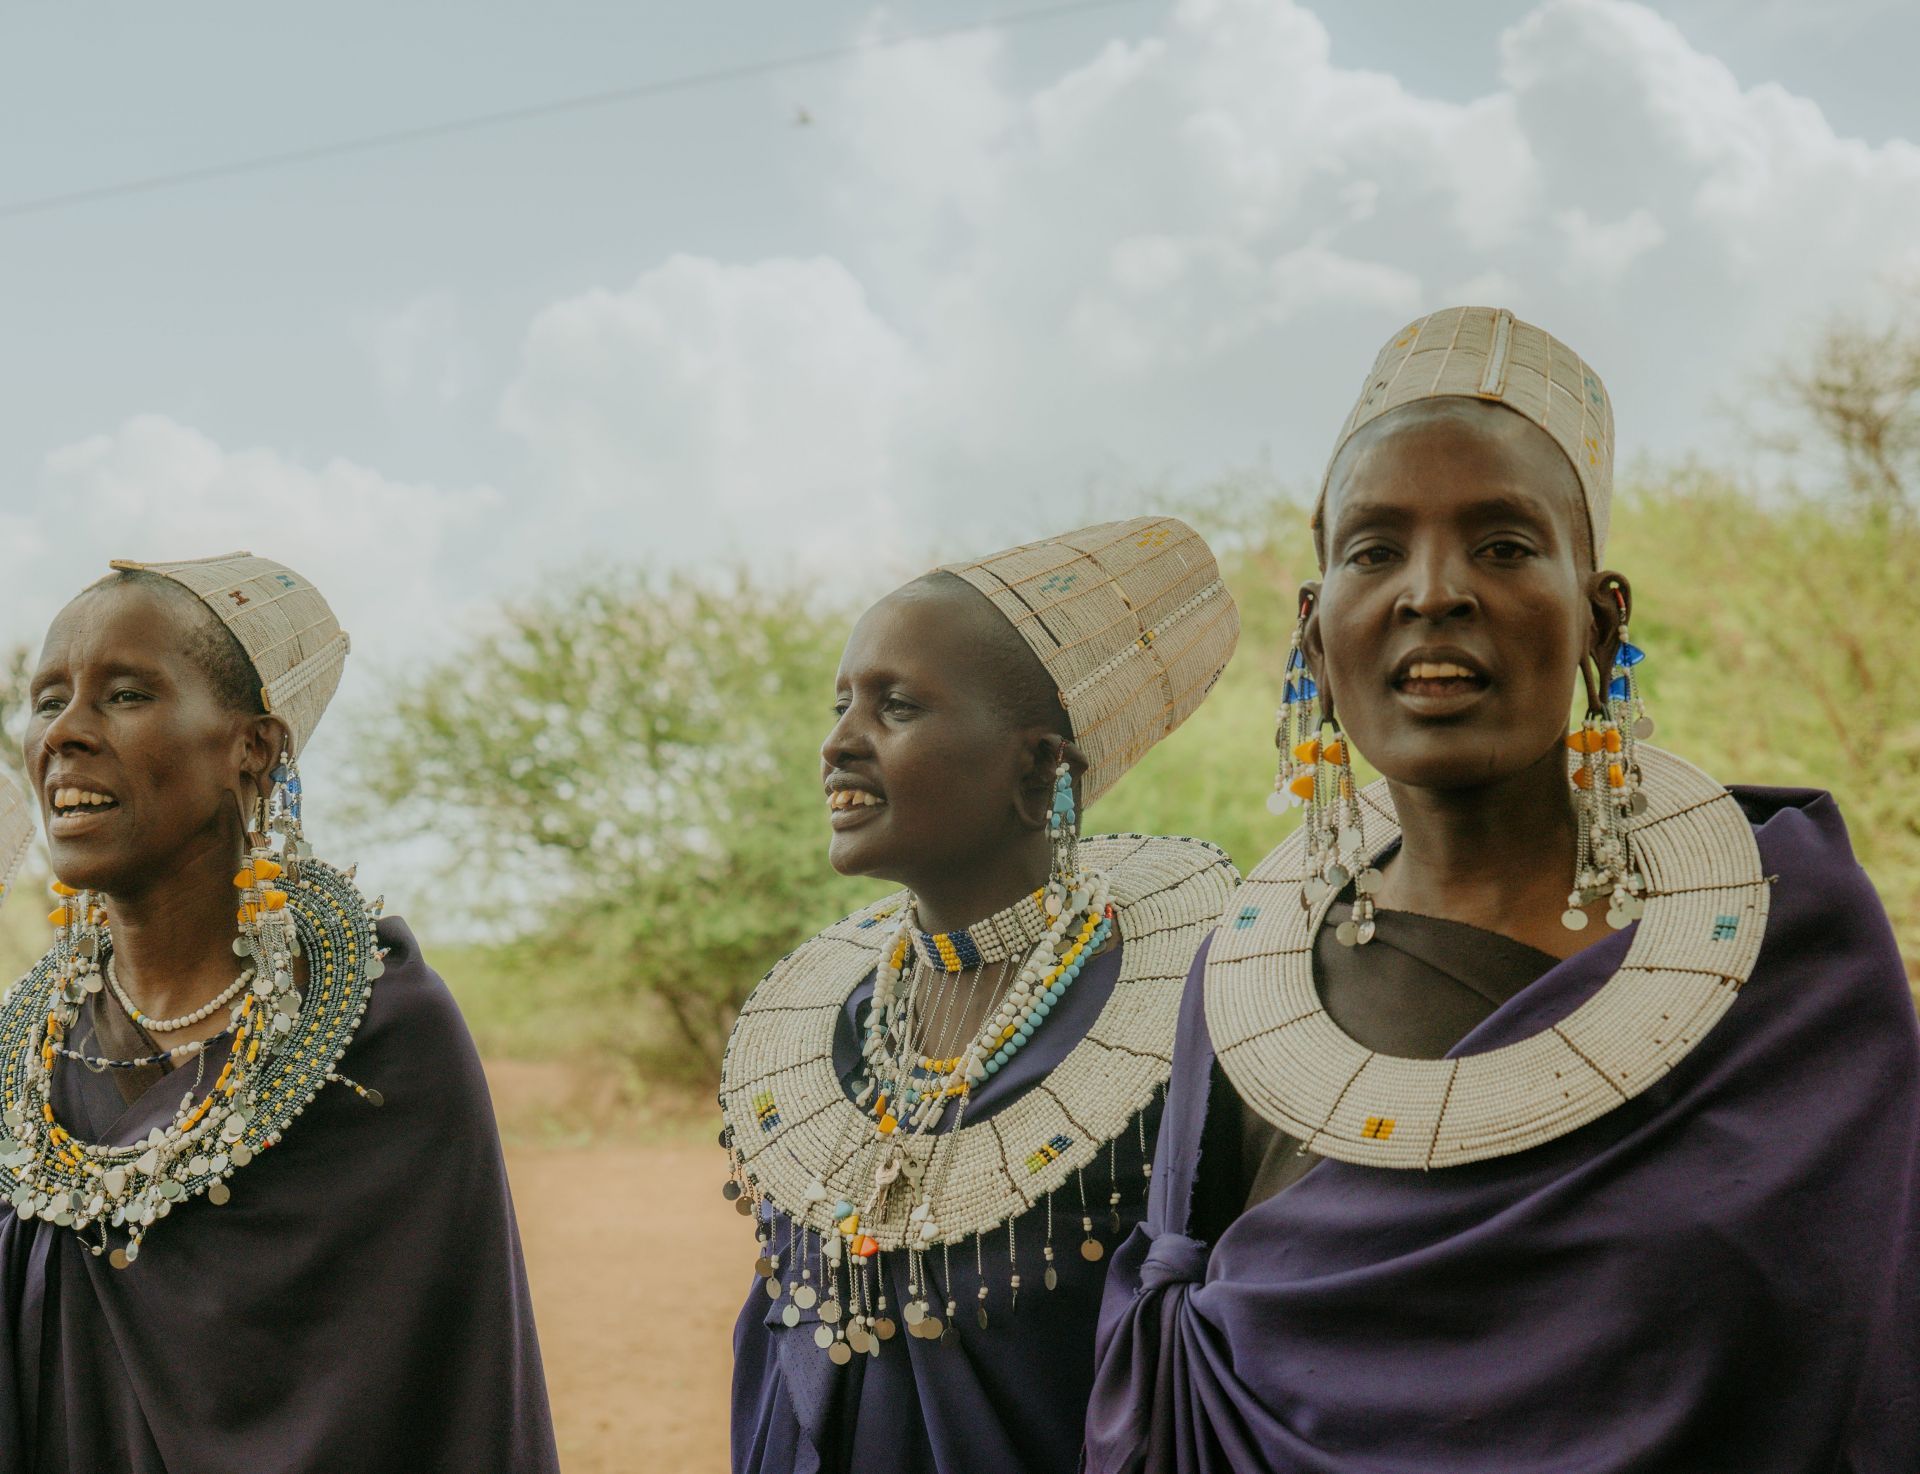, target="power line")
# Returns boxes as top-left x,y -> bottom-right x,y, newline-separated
0,0 -> 1148,223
